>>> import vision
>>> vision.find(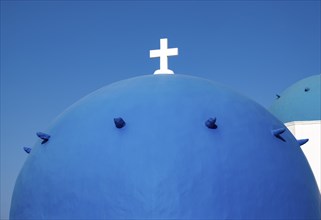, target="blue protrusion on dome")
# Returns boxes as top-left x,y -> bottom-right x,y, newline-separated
114,117 -> 126,128
270,75 -> 321,123
23,147 -> 32,154
297,139 -> 309,146
36,132 -> 50,144
271,127 -> 286,142
205,117 -> 217,129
